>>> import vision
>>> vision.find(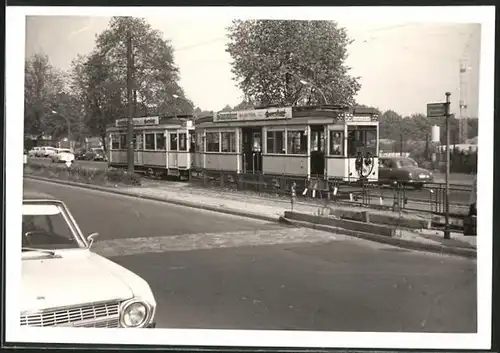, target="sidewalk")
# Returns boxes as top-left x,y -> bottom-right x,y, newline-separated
124,180 -> 476,254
